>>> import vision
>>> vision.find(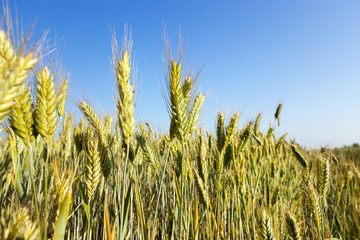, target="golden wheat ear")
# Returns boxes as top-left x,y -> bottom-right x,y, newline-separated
216,111 -> 225,152
9,87 -> 35,146
0,207 -> 40,240
0,30 -> 37,124
85,127 -> 101,200
258,210 -> 275,240
35,67 -> 57,144
112,32 -> 136,147
285,212 -> 302,240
